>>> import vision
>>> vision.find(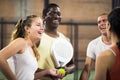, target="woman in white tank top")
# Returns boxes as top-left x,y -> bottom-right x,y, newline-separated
0,15 -> 61,80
